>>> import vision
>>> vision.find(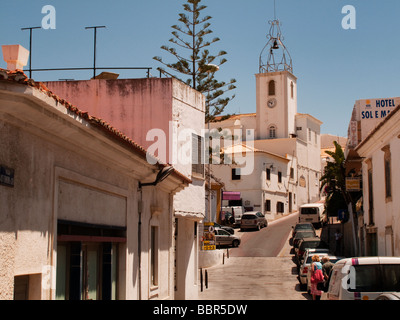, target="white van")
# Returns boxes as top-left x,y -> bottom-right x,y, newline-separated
221,206 -> 244,227
298,203 -> 327,228
321,257 -> 400,300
